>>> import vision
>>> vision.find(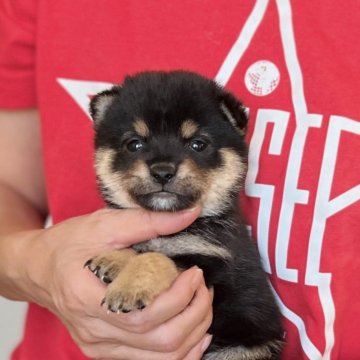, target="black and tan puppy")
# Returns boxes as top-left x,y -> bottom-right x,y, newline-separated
86,71 -> 283,359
